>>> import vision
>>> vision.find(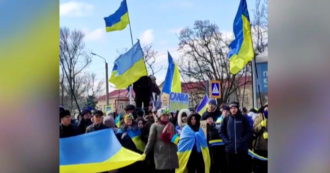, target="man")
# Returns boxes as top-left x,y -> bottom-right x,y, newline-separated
77,109 -> 92,134
86,110 -> 108,133
60,110 -> 78,138
220,101 -> 253,173
150,75 -> 161,110
124,104 -> 136,118
202,99 -> 221,121
133,75 -> 153,114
